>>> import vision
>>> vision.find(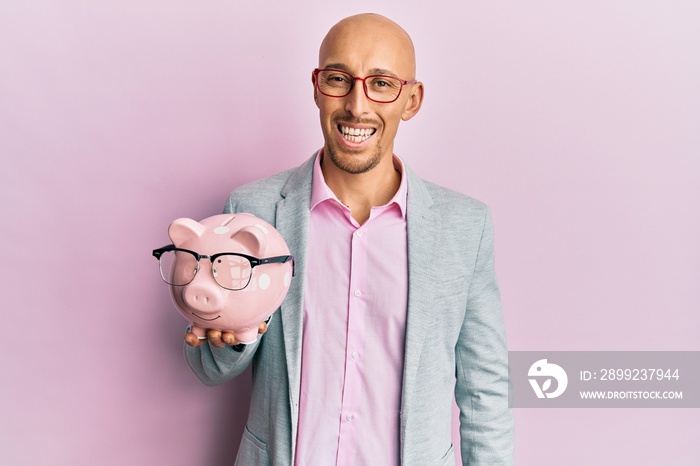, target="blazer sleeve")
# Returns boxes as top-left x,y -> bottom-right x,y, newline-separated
184,336 -> 260,387
455,208 -> 514,464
